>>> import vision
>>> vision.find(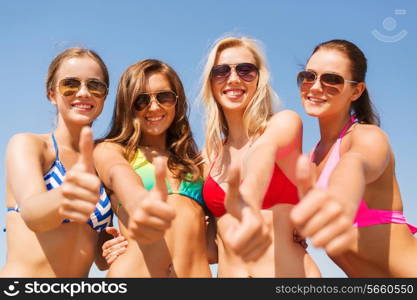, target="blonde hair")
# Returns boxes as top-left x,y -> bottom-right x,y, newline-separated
200,36 -> 280,162
99,59 -> 203,181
